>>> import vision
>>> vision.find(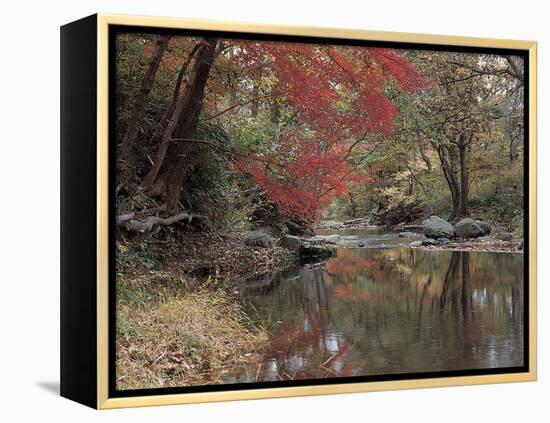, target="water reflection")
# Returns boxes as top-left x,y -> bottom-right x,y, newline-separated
222,247 -> 524,383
